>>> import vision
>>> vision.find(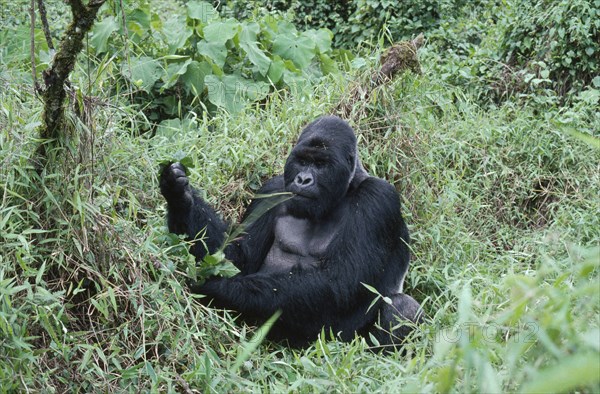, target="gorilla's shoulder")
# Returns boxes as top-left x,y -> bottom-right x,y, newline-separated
356,176 -> 400,198
352,176 -> 402,214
